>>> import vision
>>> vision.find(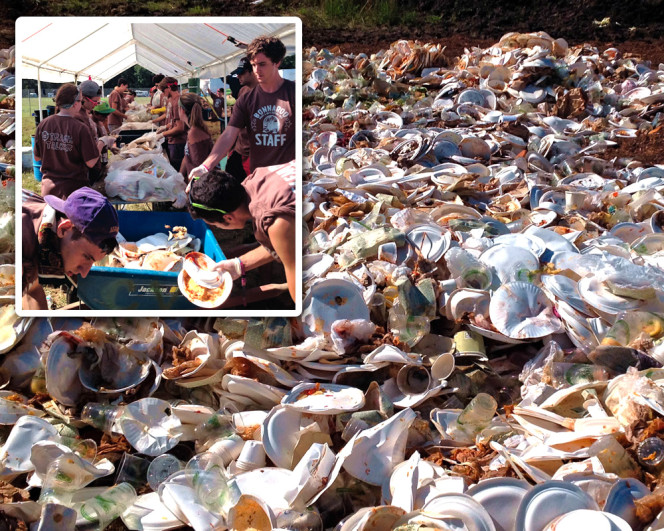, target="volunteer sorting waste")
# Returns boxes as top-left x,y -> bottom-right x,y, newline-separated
107,77 -> 129,131
91,100 -> 116,138
76,80 -> 117,183
22,187 -> 119,310
187,161 -> 296,302
178,92 -> 213,179
225,57 -> 258,181
33,83 -> 107,199
189,36 -> 295,180
153,76 -> 187,172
